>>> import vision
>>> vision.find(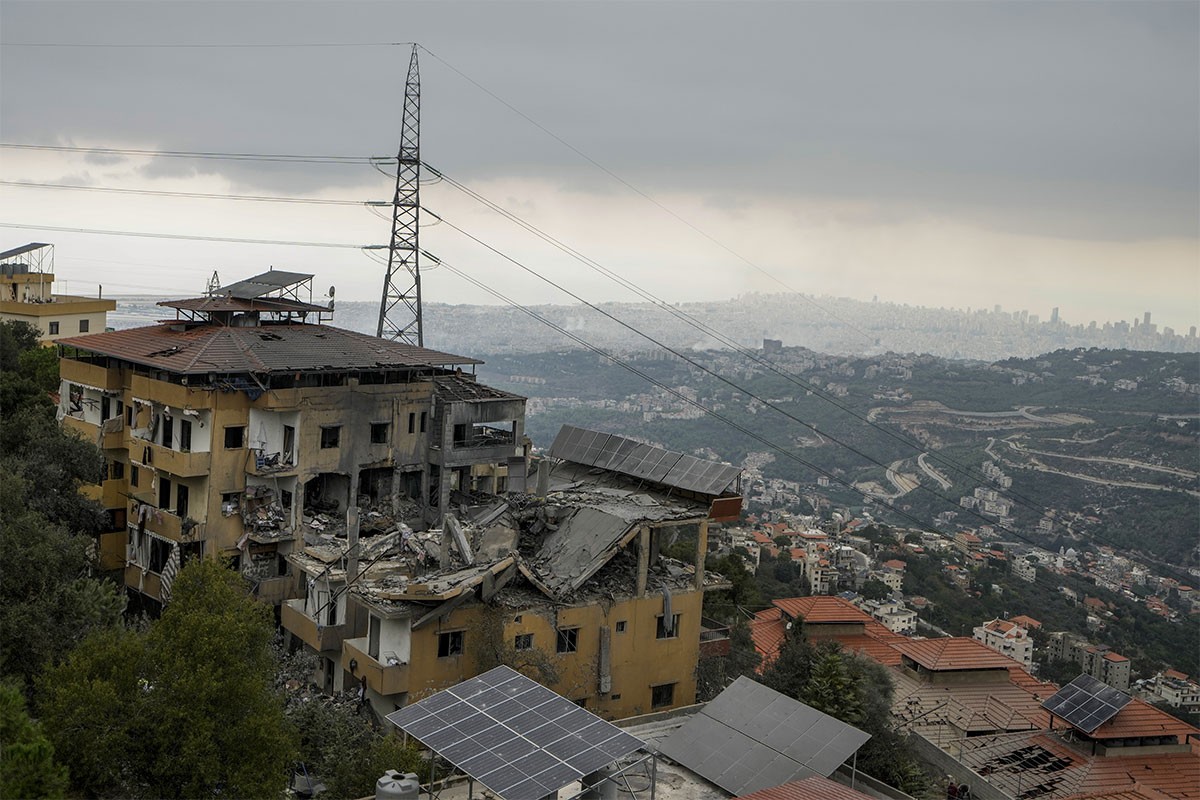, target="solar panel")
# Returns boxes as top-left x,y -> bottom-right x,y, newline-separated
657,677 -> 870,797
1042,674 -> 1132,734
550,424 -> 740,497
387,666 -> 644,800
